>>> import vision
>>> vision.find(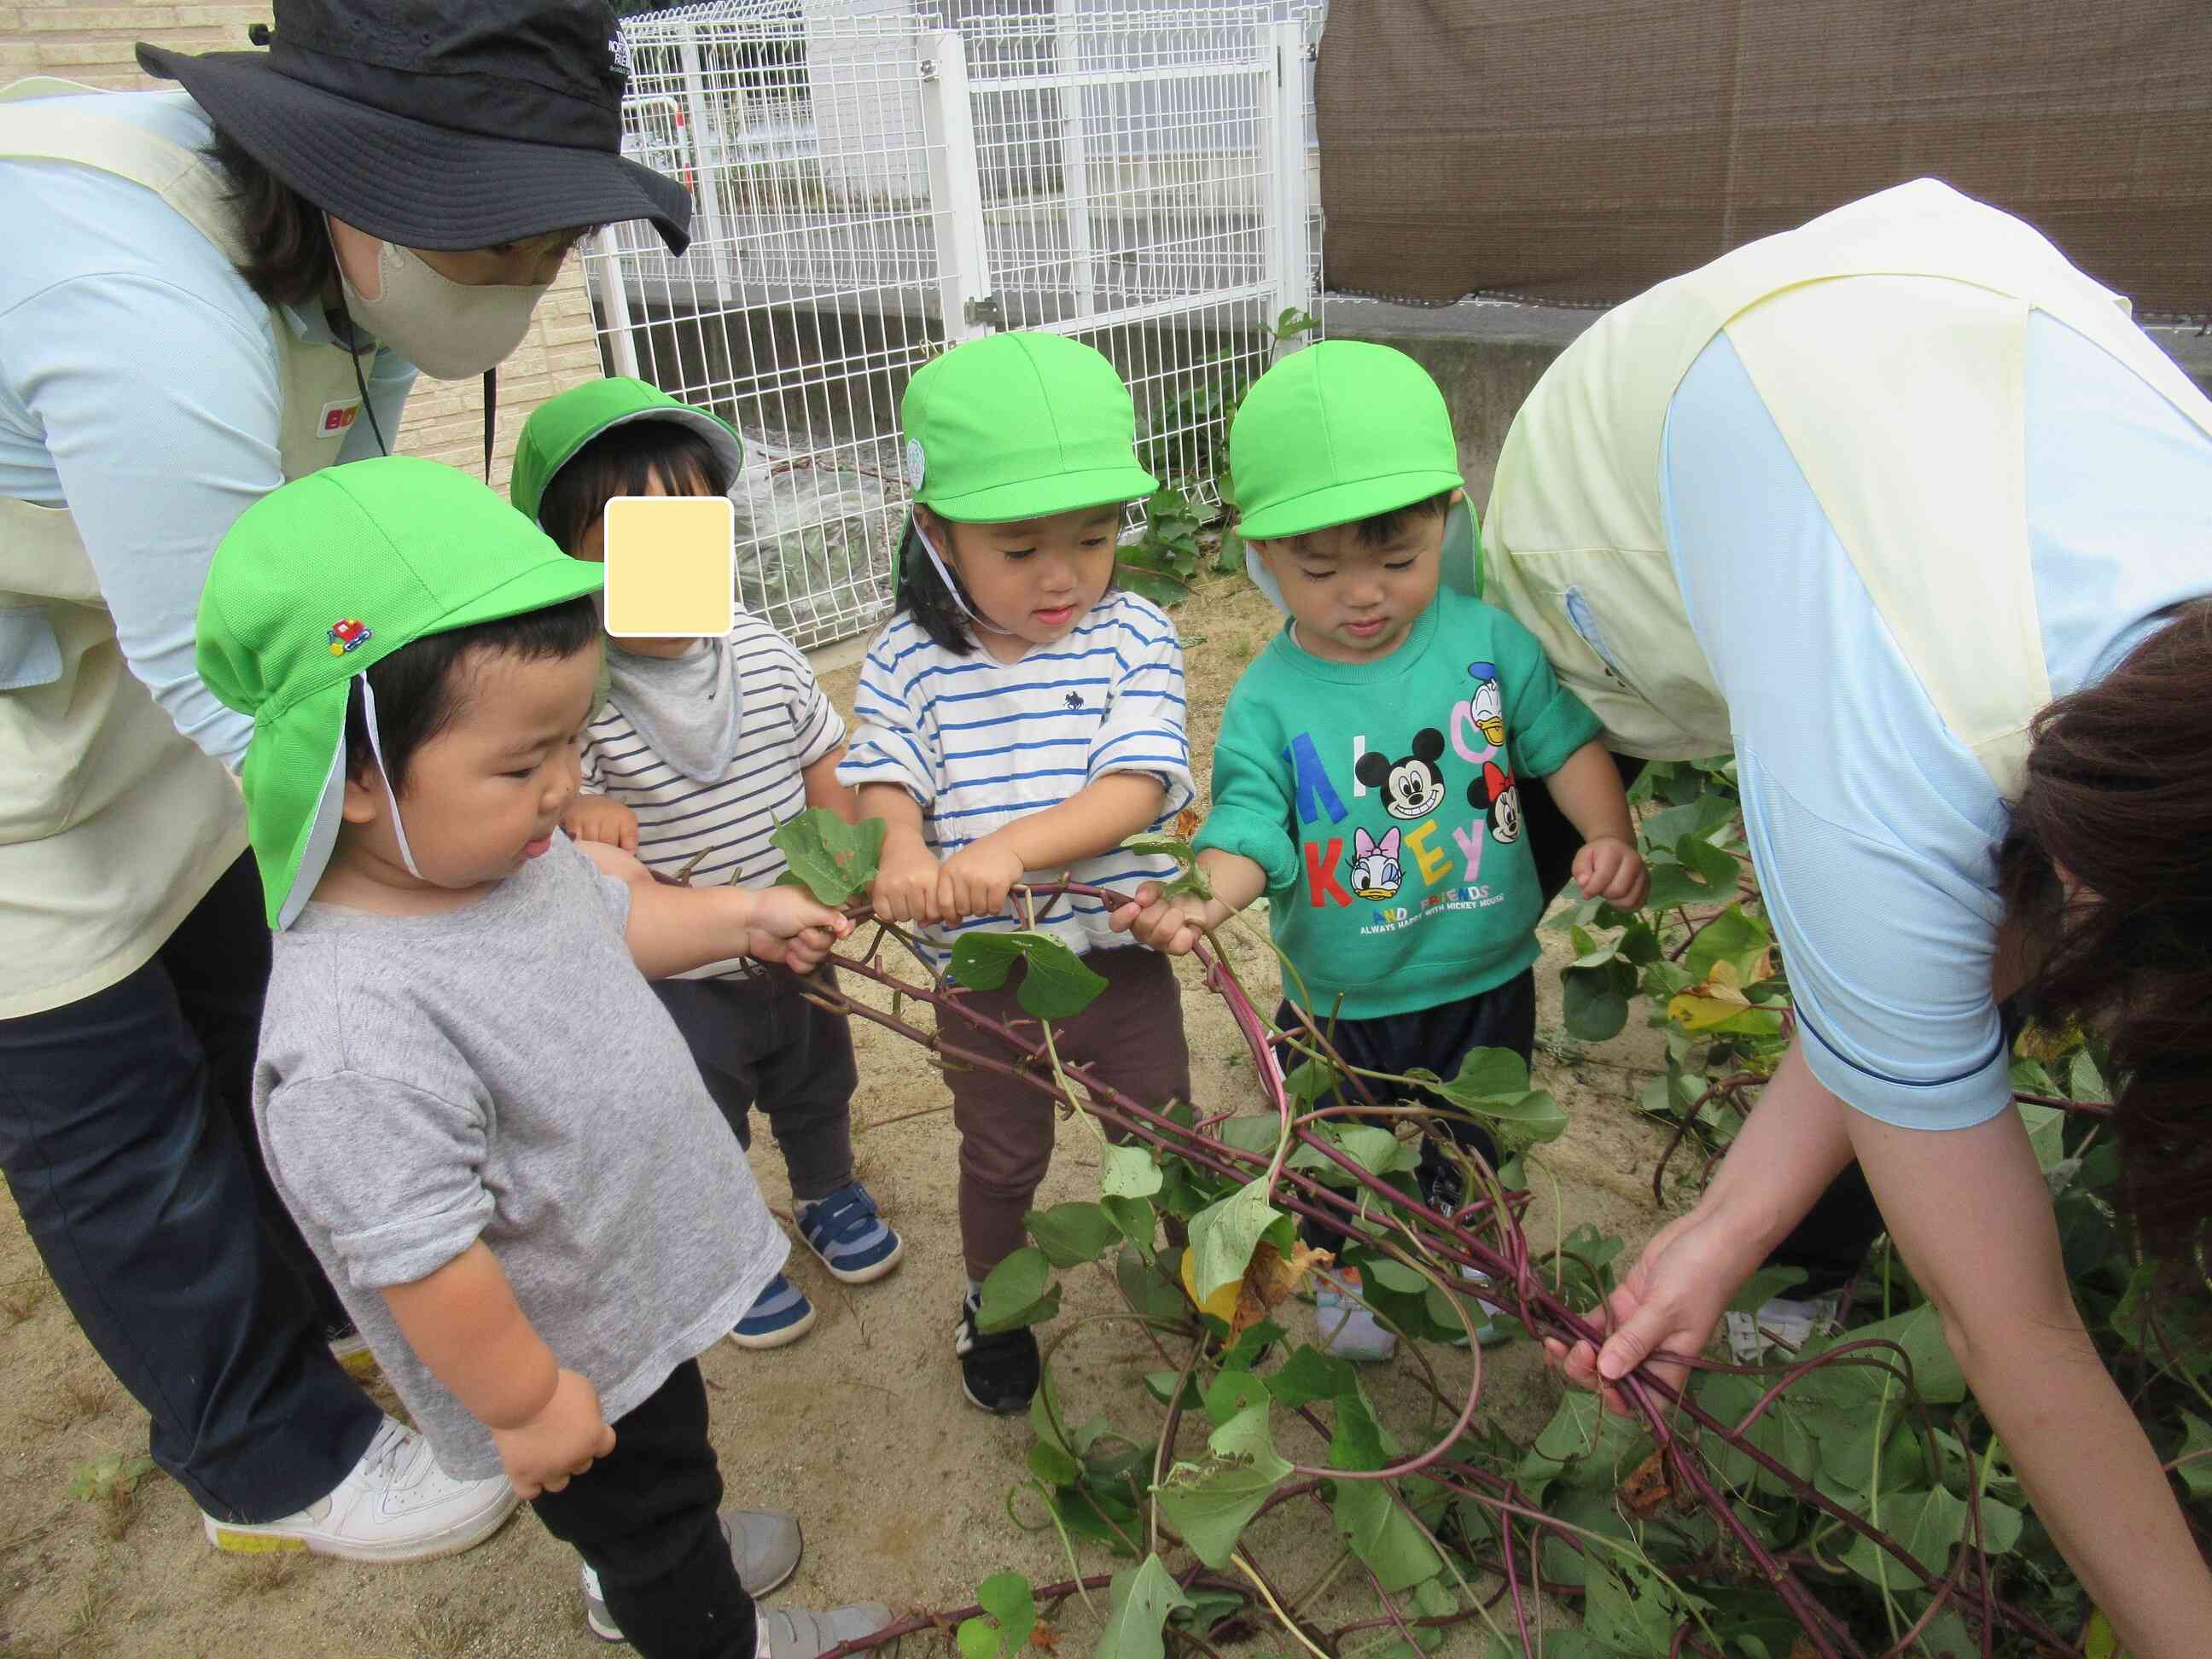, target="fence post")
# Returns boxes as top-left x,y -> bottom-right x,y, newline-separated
1269,19 -> 1313,351
675,20 -> 731,296
1054,0 -> 1097,320
591,225 -> 643,381
919,29 -> 992,343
